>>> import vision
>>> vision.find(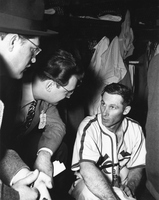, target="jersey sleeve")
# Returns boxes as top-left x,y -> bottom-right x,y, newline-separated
71,117 -> 101,171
